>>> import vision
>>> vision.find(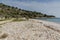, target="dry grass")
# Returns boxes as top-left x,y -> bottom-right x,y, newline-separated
12,18 -> 27,22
